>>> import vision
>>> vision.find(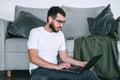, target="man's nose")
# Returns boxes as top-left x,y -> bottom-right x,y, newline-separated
60,23 -> 63,27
